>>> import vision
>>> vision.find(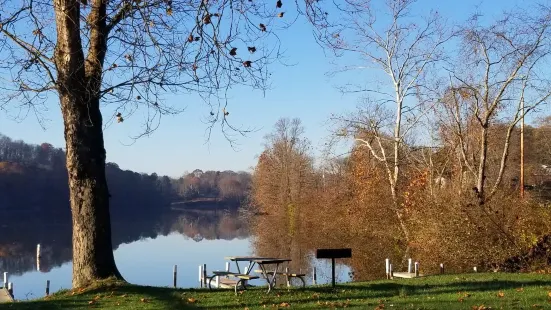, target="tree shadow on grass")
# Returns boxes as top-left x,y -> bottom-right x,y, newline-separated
0,284 -> 200,310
